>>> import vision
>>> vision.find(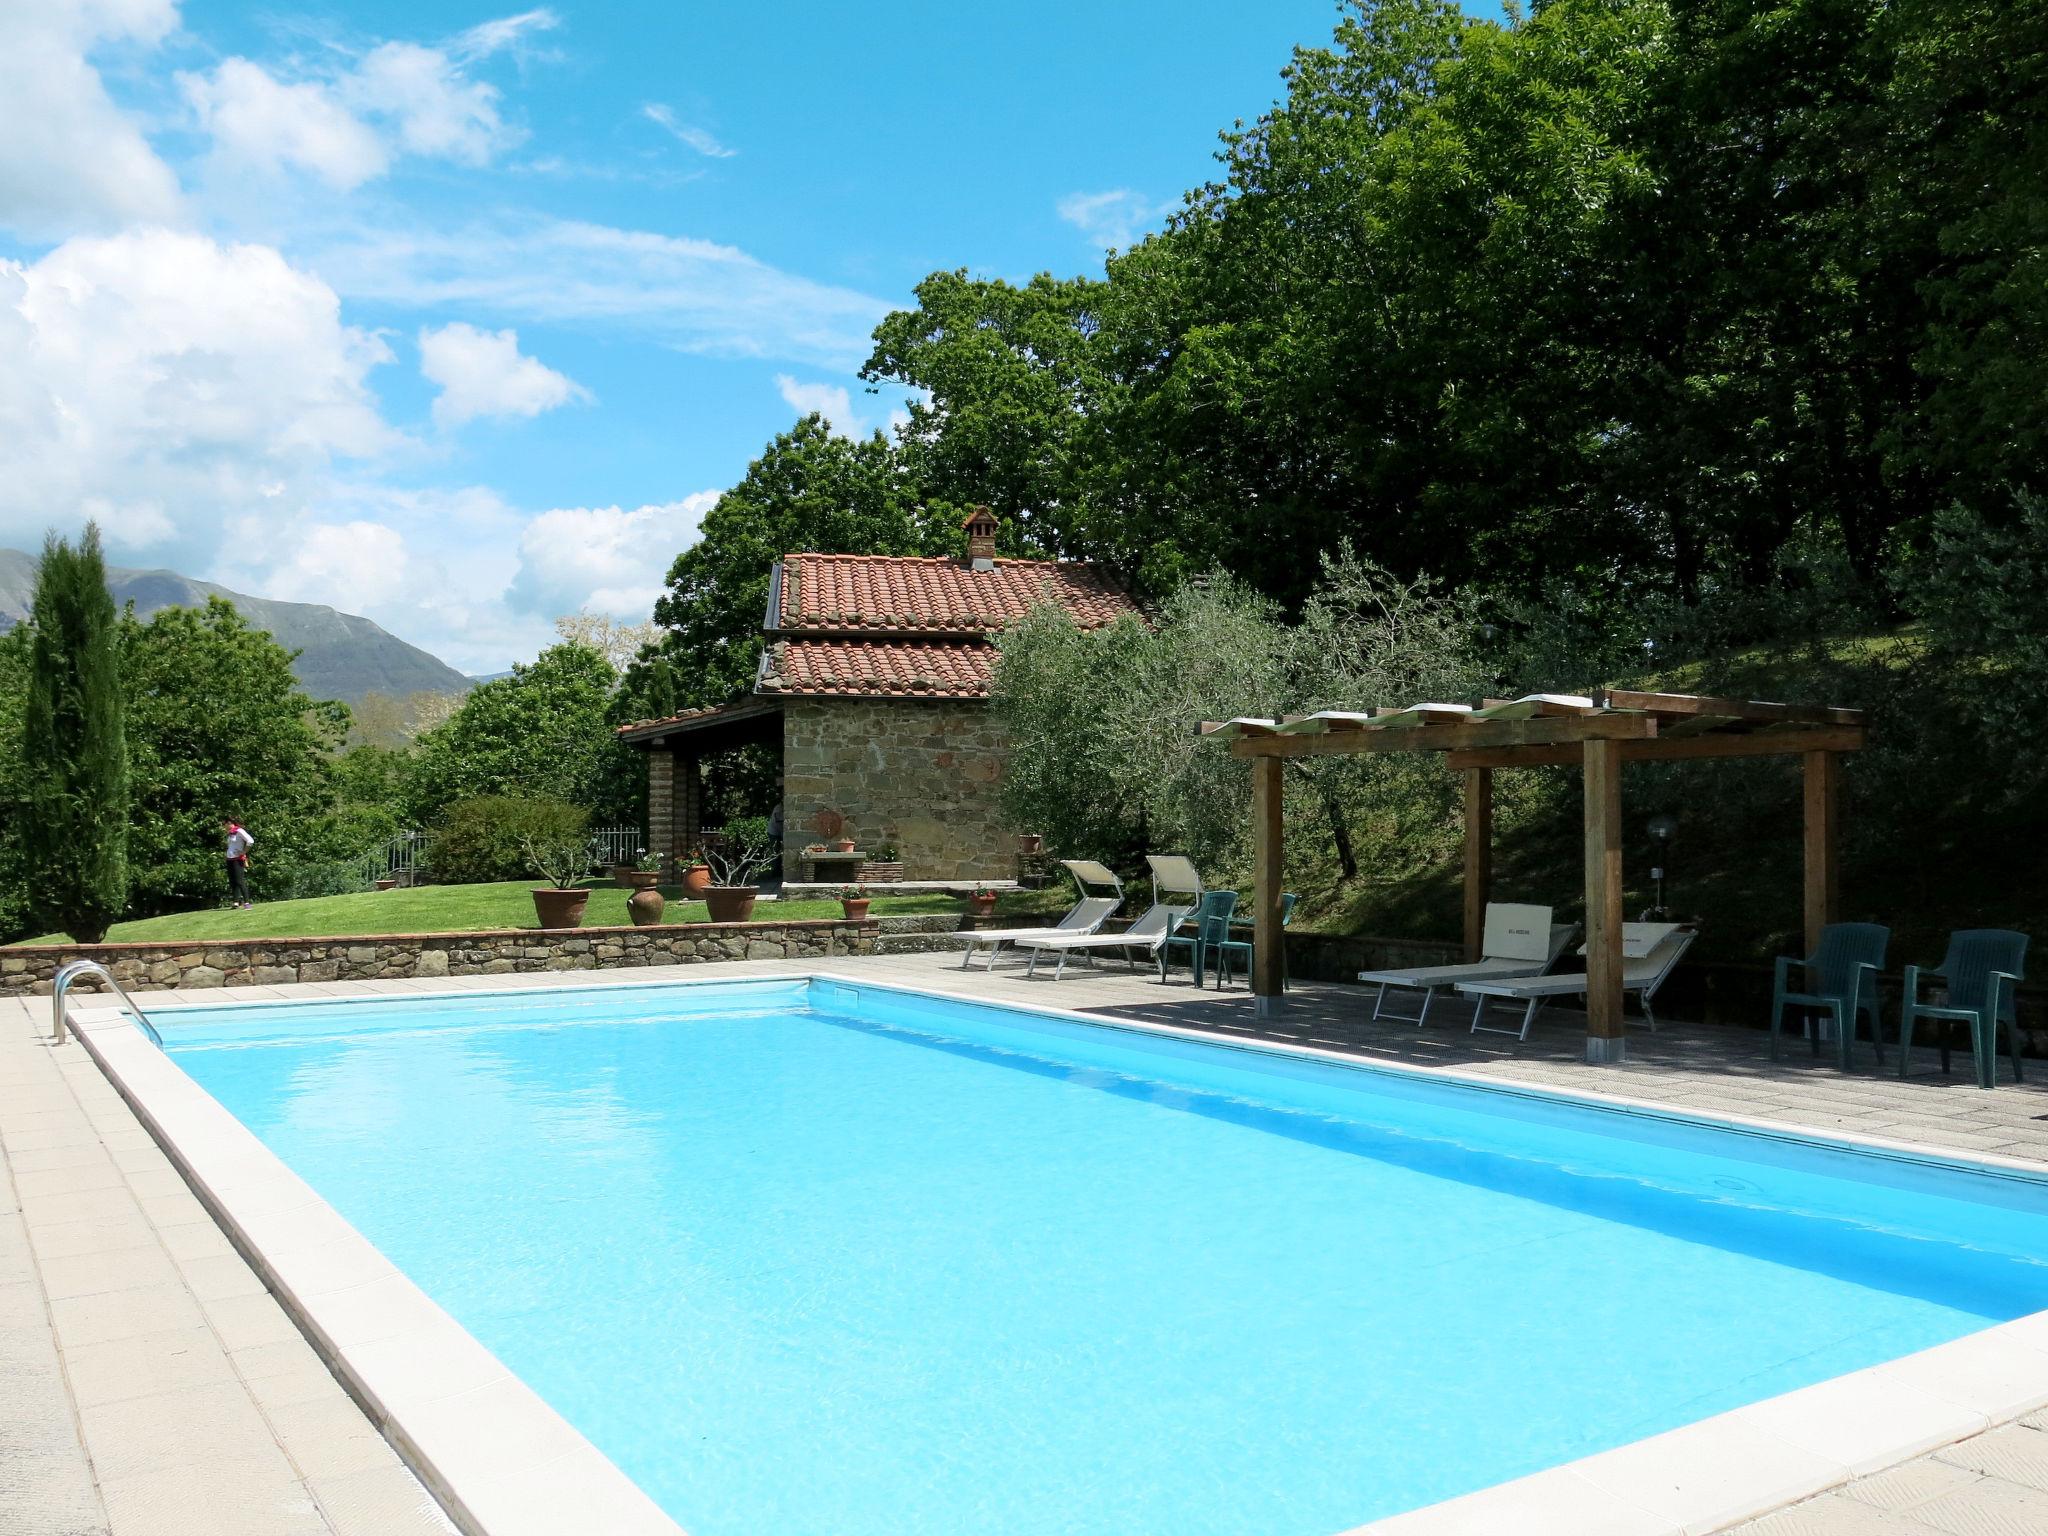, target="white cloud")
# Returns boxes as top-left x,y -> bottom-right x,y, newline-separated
179,11 -> 538,192
1057,188 -> 1171,251
777,375 -> 886,439
452,8 -> 561,61
0,229 -> 397,575
348,41 -> 518,165
0,0 -> 184,239
180,58 -> 388,190
642,103 -> 735,159
507,495 -> 719,621
419,322 -> 588,428
312,217 -> 891,370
